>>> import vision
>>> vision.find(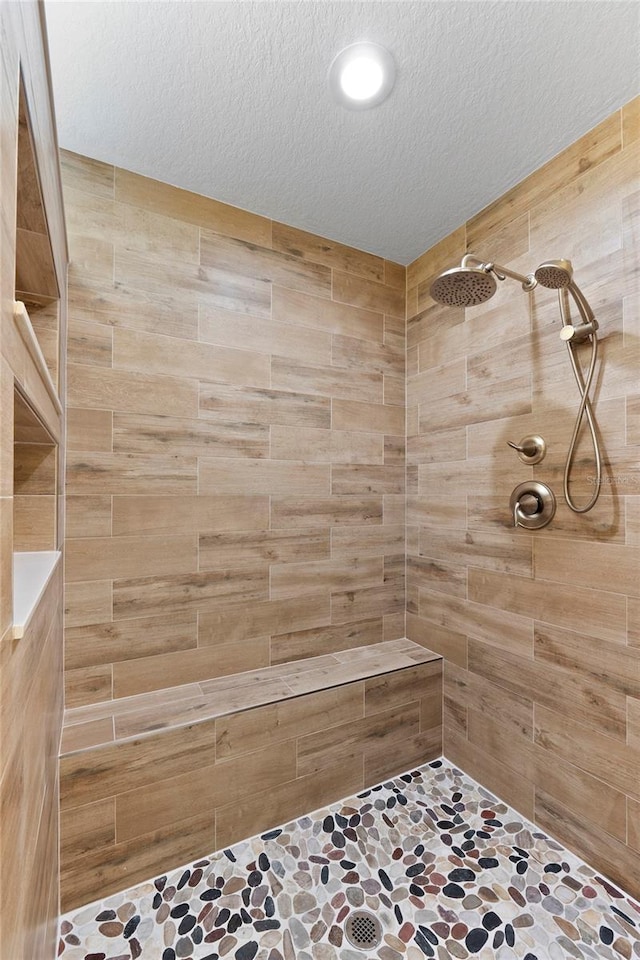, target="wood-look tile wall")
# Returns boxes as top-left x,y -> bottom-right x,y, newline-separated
62,154 -> 406,707
60,660 -> 441,910
1,3 -> 68,958
407,97 -> 640,898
